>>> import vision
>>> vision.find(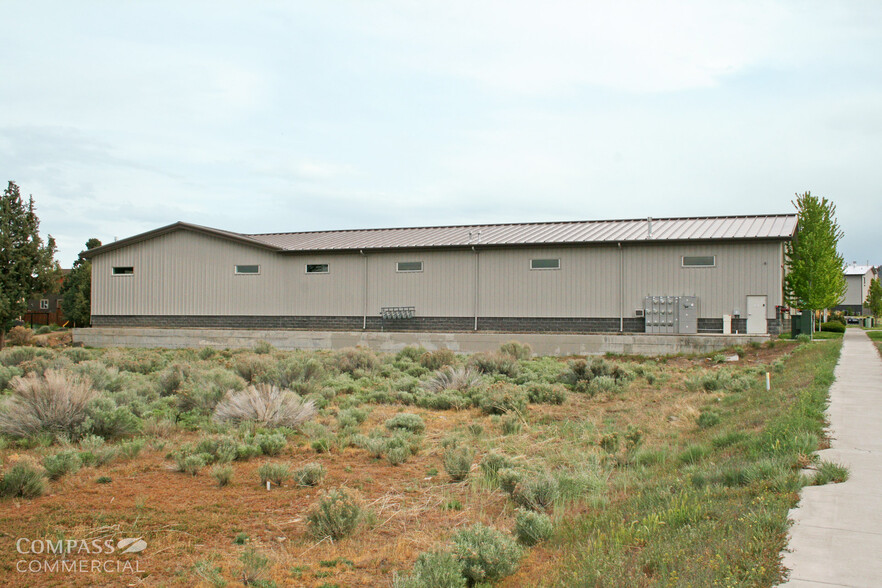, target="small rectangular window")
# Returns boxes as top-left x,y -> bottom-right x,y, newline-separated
40,299 -> 49,310
396,261 -> 423,272
306,264 -> 329,274
235,265 -> 260,275
682,255 -> 715,267
531,258 -> 560,270
112,266 -> 134,276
